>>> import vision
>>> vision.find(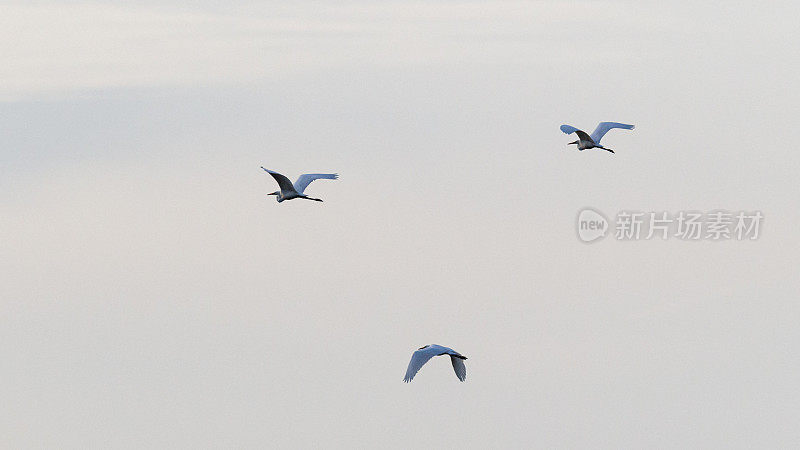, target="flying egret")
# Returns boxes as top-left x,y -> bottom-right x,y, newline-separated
403,344 -> 467,383
560,122 -> 634,153
261,167 -> 338,203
